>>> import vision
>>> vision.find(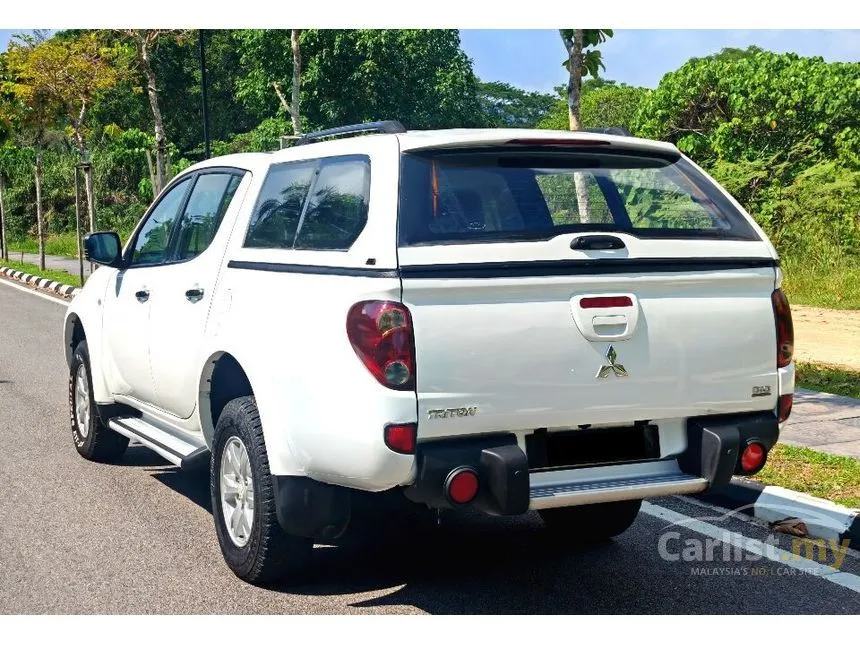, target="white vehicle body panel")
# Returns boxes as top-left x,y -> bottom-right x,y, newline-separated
62,127 -> 793,496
